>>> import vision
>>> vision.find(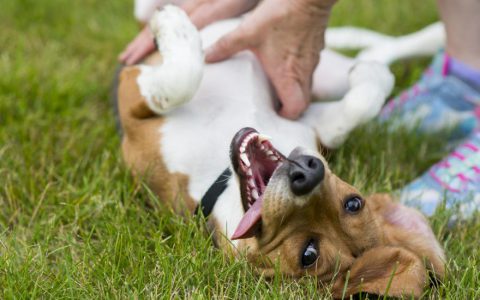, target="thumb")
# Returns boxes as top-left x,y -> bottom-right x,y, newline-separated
205,28 -> 251,63
276,80 -> 310,120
